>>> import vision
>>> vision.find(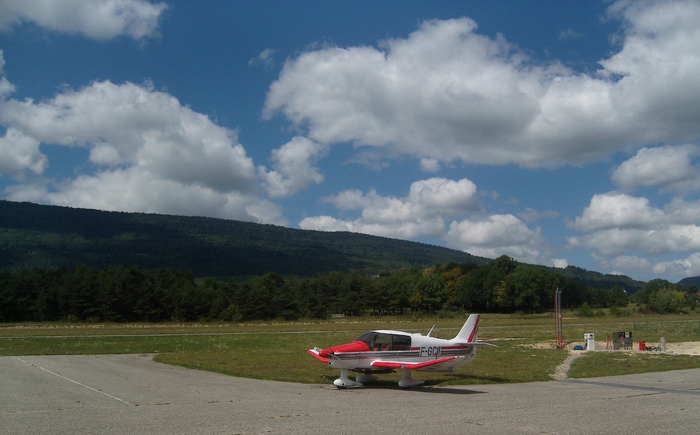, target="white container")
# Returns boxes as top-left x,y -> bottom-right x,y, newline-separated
584,333 -> 595,351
